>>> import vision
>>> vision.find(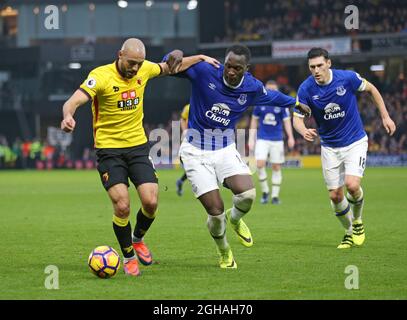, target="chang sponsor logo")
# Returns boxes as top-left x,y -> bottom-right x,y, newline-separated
205,103 -> 231,126
263,113 -> 277,126
324,103 -> 345,120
